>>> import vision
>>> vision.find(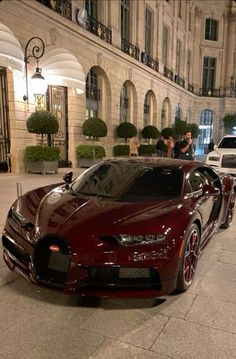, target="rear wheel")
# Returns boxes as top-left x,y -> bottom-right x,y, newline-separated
176,224 -> 200,292
220,191 -> 235,229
